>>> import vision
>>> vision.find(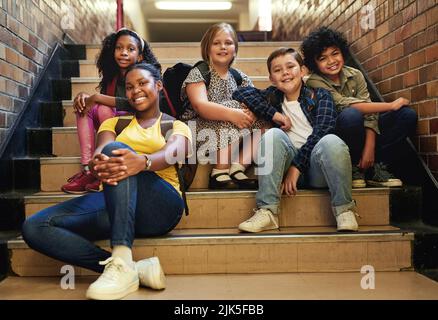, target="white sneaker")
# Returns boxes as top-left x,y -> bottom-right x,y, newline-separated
336,210 -> 359,232
86,257 -> 139,300
136,256 -> 166,290
238,208 -> 279,233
